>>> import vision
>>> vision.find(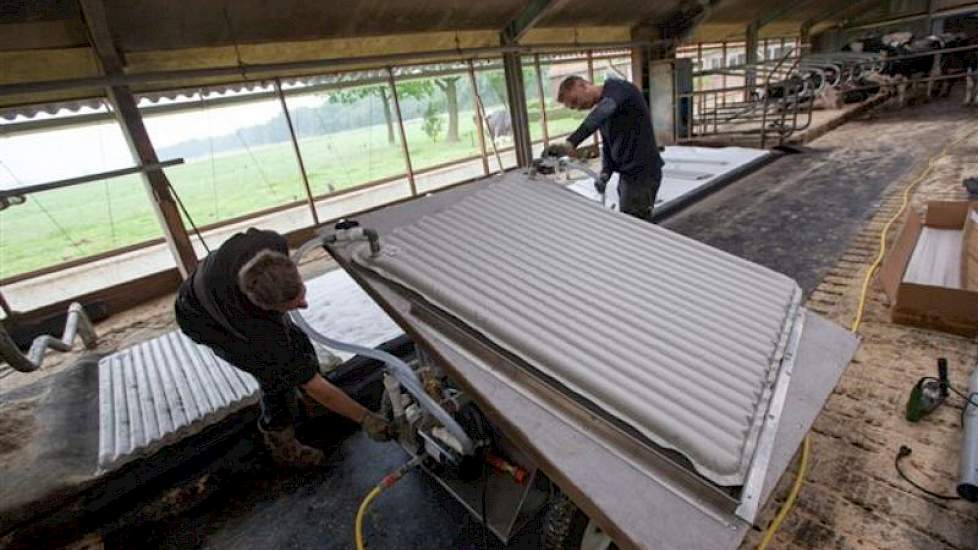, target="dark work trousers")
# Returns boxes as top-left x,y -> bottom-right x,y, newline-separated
618,166 -> 662,221
255,389 -> 301,432
175,302 -> 299,432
